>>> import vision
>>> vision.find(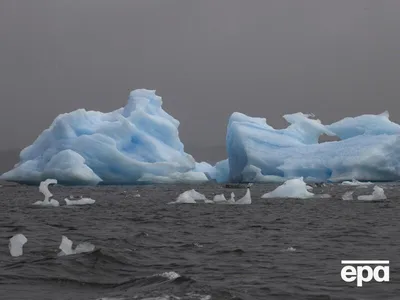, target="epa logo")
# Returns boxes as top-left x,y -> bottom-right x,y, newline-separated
341,260 -> 390,287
